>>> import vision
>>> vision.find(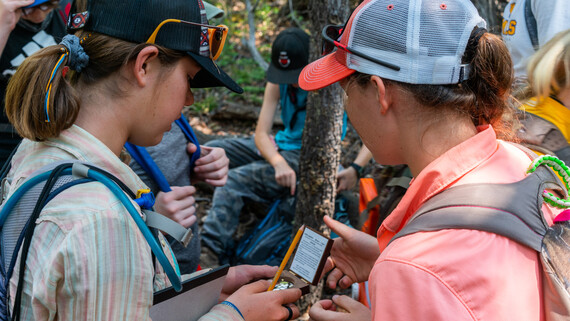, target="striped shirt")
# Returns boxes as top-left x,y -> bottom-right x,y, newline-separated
3,125 -> 241,321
